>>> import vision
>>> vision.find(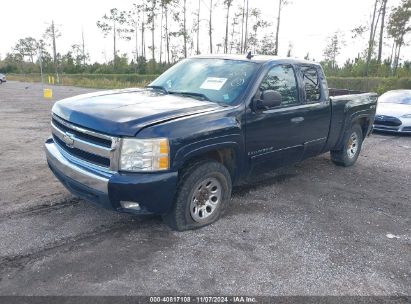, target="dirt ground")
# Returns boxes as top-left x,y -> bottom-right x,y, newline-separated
0,81 -> 410,296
